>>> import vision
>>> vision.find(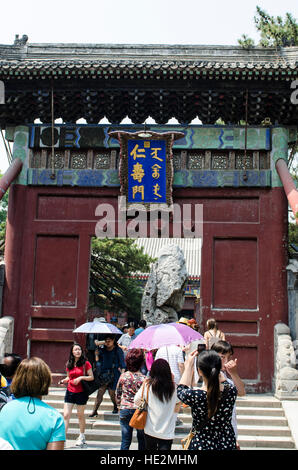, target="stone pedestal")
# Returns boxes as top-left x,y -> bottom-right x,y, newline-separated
274,322 -> 298,399
0,316 -> 14,361
287,258 -> 298,341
